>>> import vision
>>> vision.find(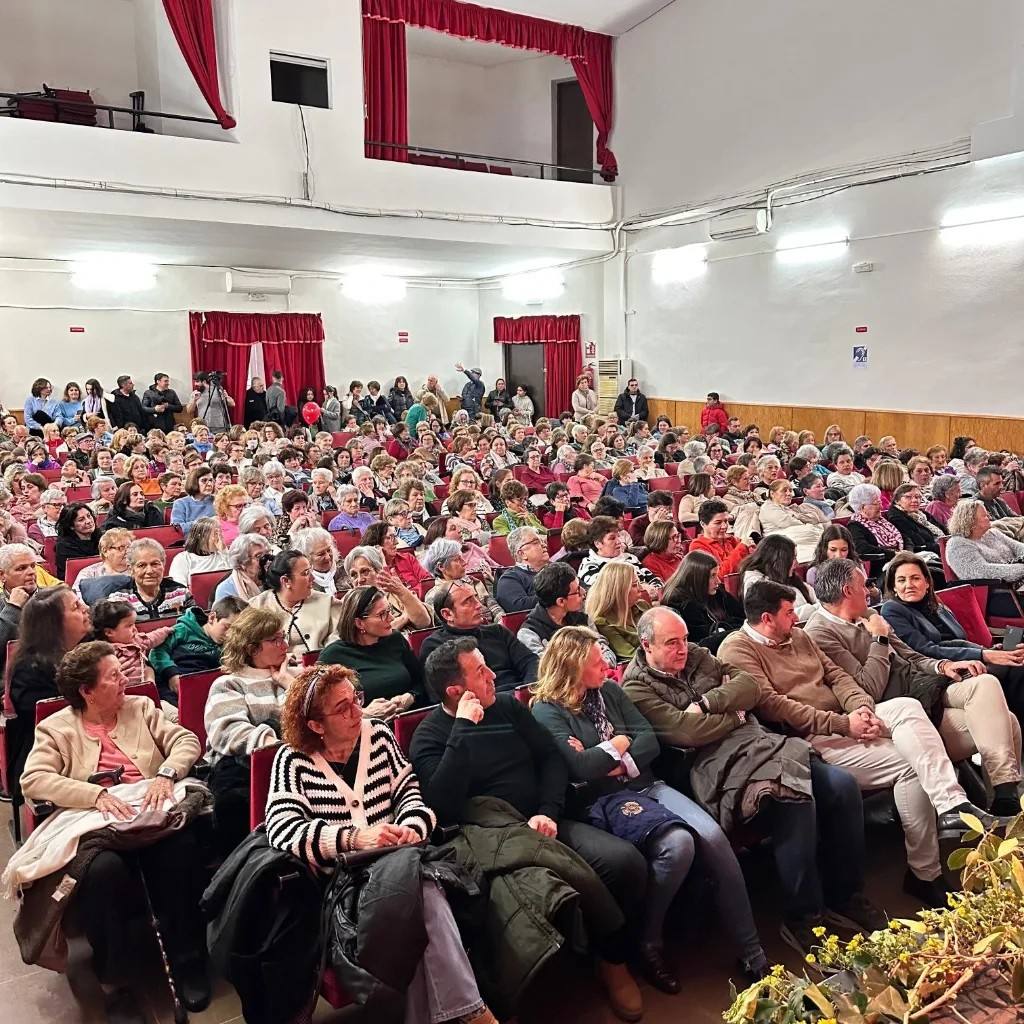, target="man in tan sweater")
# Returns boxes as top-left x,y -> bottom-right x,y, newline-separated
805,557 -> 1022,817
719,580 -> 1003,907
